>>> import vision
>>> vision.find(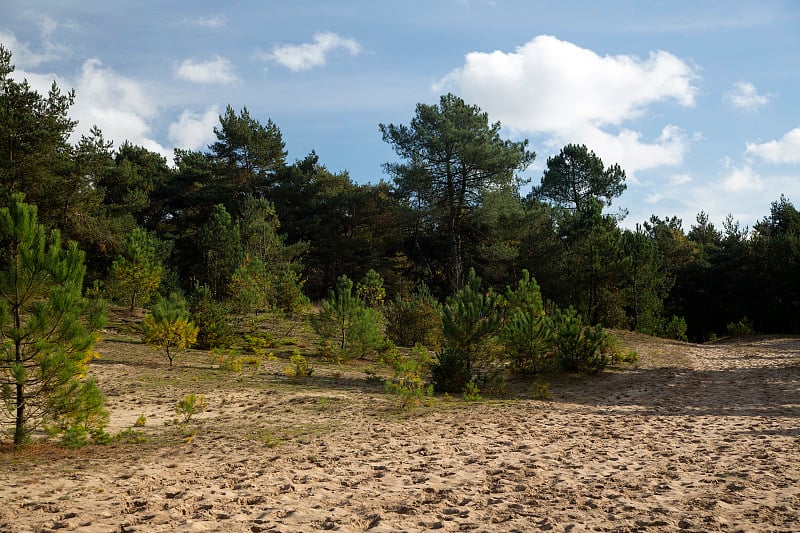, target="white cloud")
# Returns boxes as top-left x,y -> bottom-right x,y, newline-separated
745,127 -> 800,164
670,173 -> 692,185
644,193 -> 663,204
175,56 -> 238,84
8,66 -> 66,96
70,58 -> 170,160
718,163 -> 764,193
667,163 -> 796,230
436,35 -> 697,132
0,29 -> 59,68
725,81 -> 769,111
562,124 -> 689,180
0,17 -> 73,69
435,35 -> 698,177
182,15 -> 226,28
168,106 -> 220,150
264,32 -> 362,72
